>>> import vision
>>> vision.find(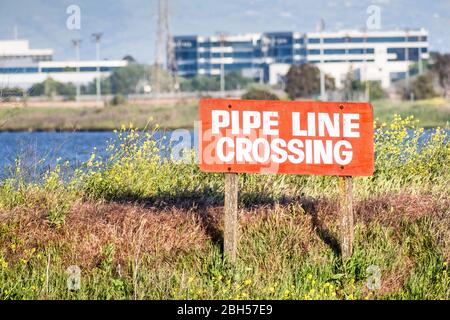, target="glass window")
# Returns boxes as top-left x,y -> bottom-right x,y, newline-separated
79,67 -> 97,72
198,52 -> 210,58
324,38 -> 346,43
348,37 -> 364,43
349,49 -> 363,54
324,49 -> 346,54
178,63 -> 197,71
295,48 -> 307,55
308,38 -> 320,44
232,51 -> 253,58
175,51 -> 197,60
42,67 -> 64,73
387,48 -> 405,61
367,37 -> 406,43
